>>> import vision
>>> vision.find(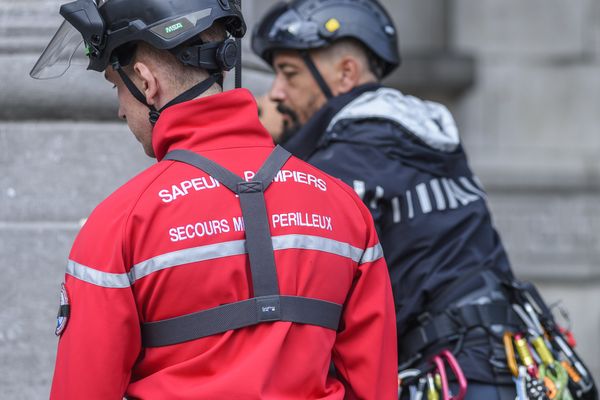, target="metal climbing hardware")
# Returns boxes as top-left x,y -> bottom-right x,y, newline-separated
398,349 -> 467,400
397,269 -> 596,400
514,333 -> 539,379
426,373 -> 439,400
504,332 -> 519,378
514,366 -> 529,400
502,277 -> 598,400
